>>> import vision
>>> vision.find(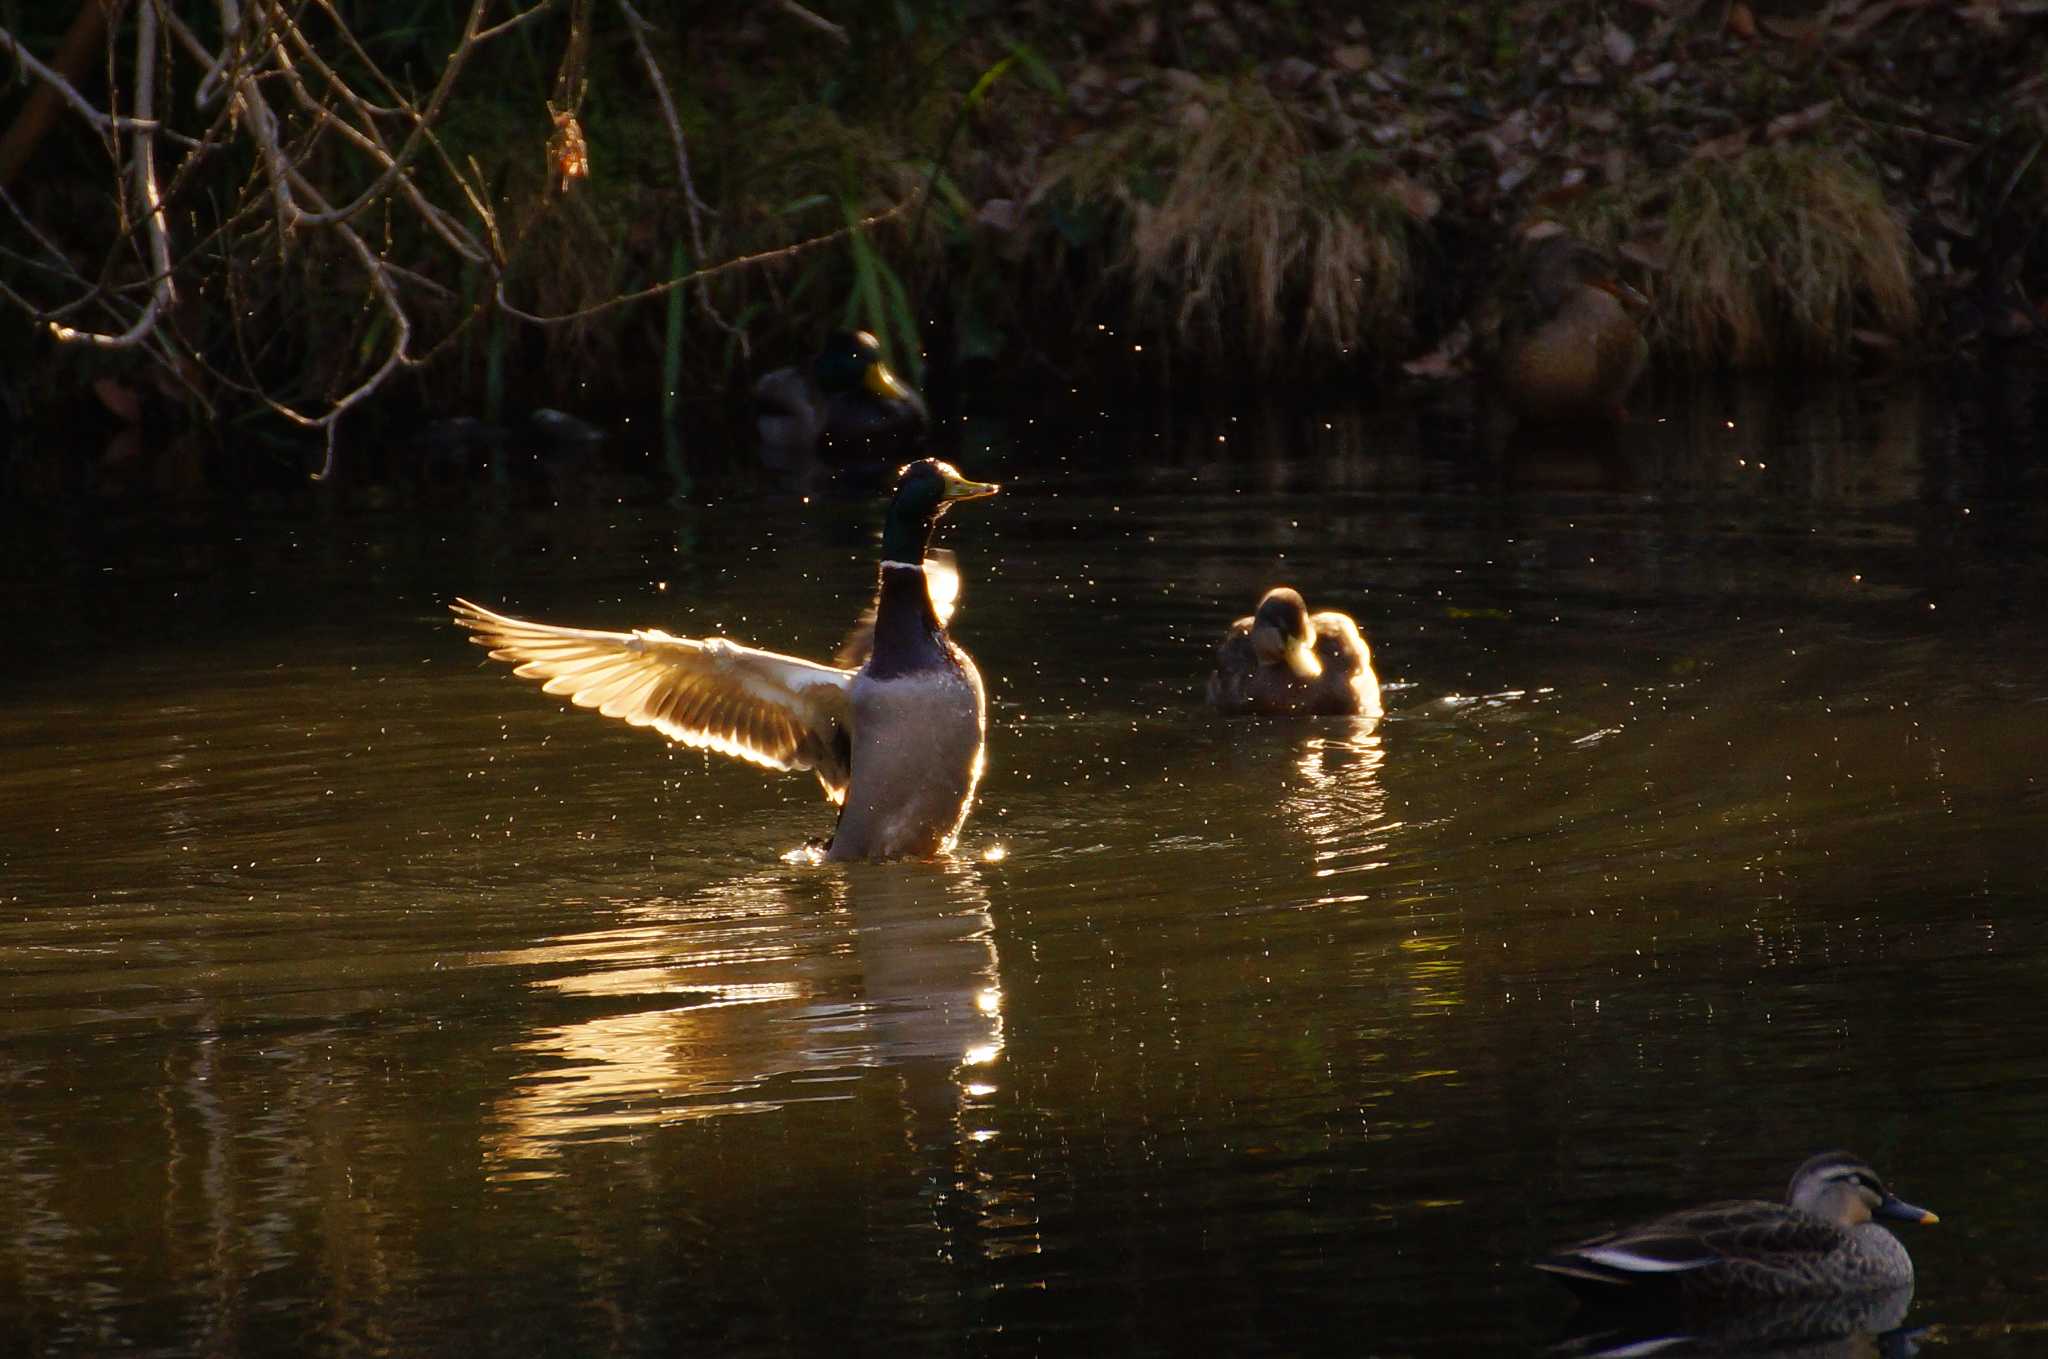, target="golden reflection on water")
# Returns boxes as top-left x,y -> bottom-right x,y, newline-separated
481,862 -> 1006,1181
1274,723 -> 1396,895
1397,935 -> 1464,1014
11,376 -> 2044,1351
1271,723 -> 1473,1023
